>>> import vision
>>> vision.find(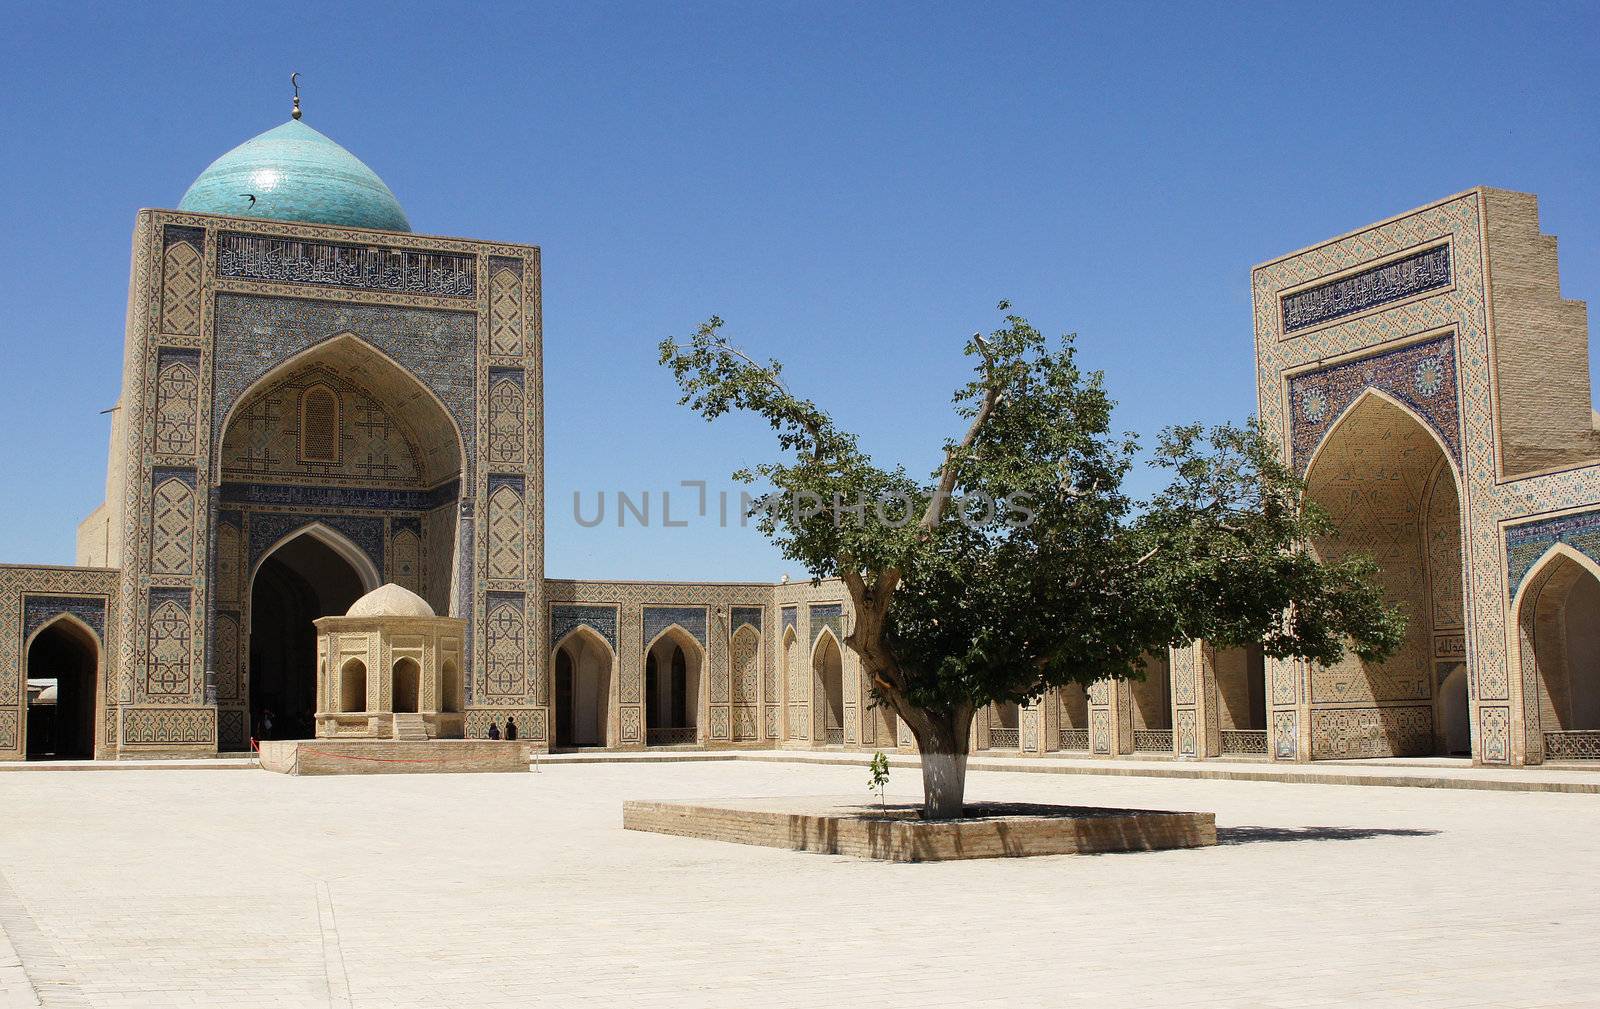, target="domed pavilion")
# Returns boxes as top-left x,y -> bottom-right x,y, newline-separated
313,584 -> 466,741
